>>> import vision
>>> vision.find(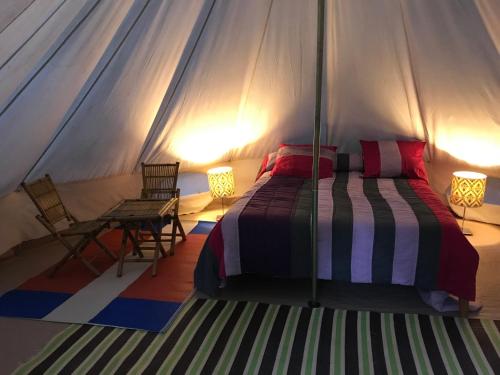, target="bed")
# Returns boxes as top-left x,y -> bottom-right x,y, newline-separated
194,150 -> 479,307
